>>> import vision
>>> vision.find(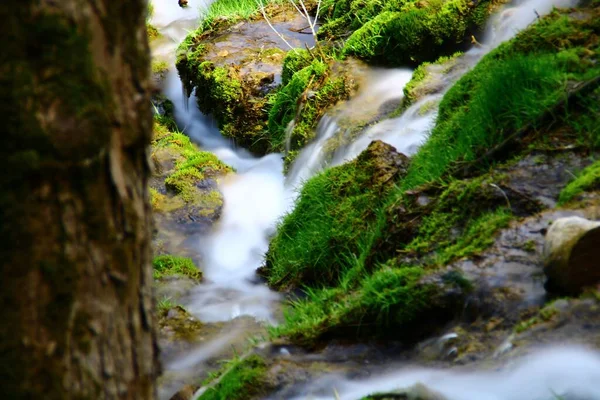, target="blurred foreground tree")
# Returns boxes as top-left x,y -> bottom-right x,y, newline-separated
0,1 -> 158,398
